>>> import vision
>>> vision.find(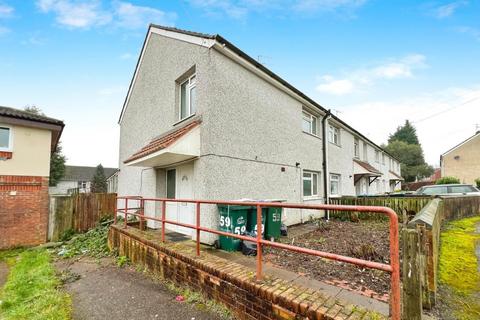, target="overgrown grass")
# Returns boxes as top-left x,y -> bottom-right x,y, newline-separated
0,249 -> 72,320
438,215 -> 480,319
